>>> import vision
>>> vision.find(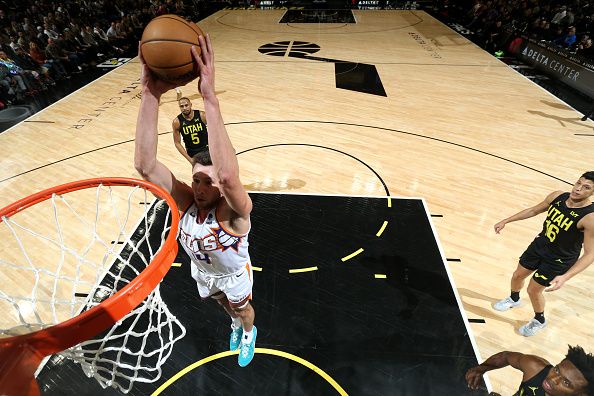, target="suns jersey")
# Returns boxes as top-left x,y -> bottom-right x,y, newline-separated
179,203 -> 250,276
